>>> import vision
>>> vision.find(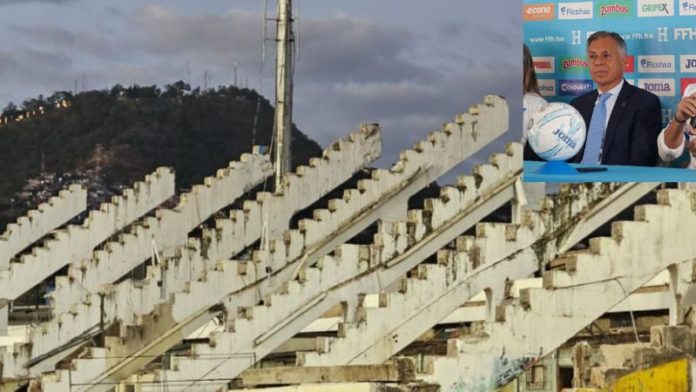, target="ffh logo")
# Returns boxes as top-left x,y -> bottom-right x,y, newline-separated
675,28 -> 696,40
681,55 -> 696,73
571,30 -> 582,45
523,3 -> 555,20
657,27 -> 669,42
681,1 -> 696,15
662,109 -> 673,125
